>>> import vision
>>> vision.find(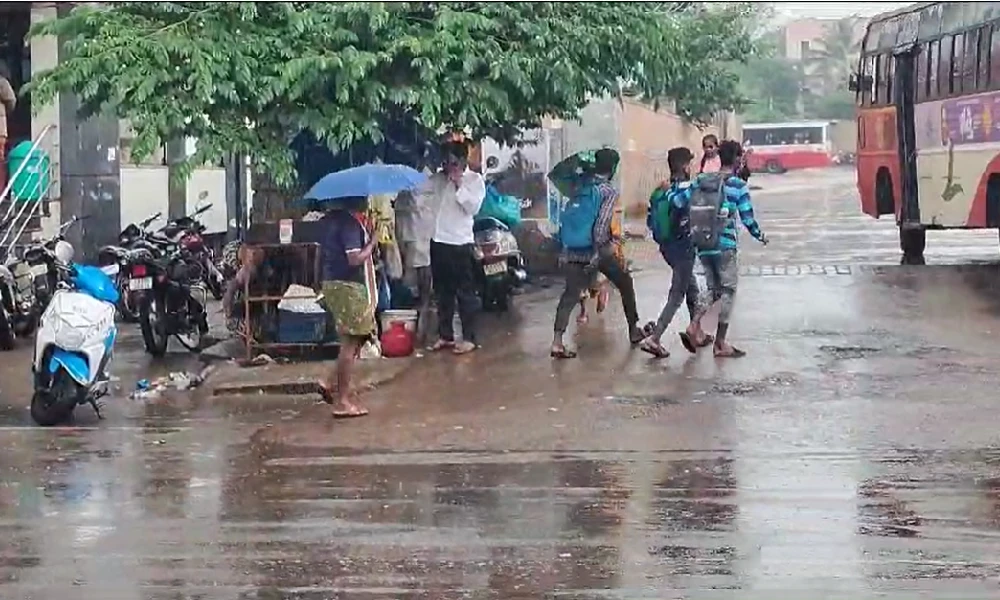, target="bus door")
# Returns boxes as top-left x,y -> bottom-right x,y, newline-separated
893,48 -> 920,225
